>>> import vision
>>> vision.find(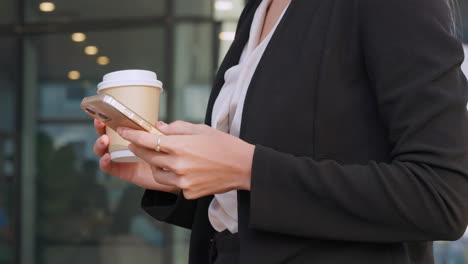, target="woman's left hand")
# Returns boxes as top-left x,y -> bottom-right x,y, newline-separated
117,121 -> 255,199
